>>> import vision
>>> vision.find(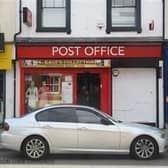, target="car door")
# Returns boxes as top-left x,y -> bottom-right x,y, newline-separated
76,108 -> 120,151
36,107 -> 78,152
